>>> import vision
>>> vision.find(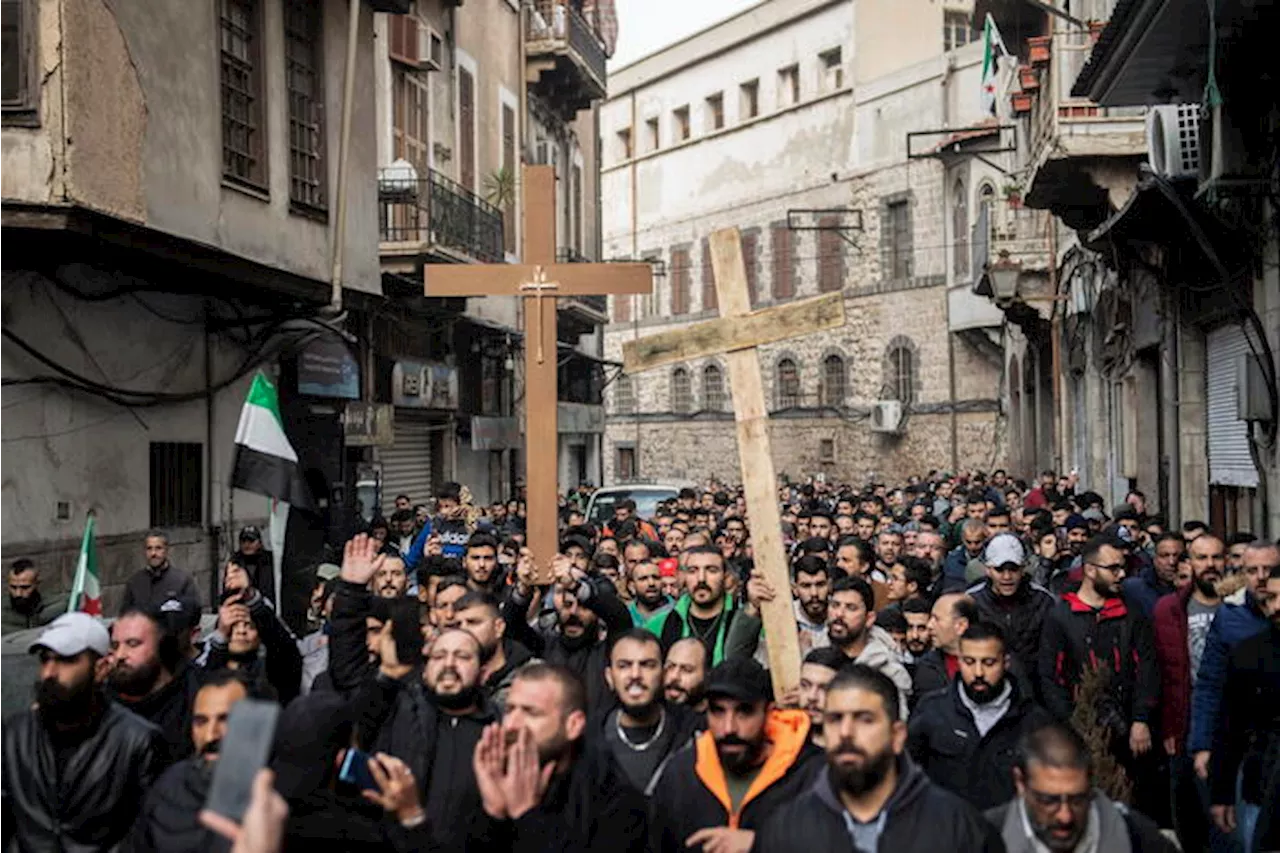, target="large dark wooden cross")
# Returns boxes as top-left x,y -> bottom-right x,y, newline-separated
425,165 -> 652,582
